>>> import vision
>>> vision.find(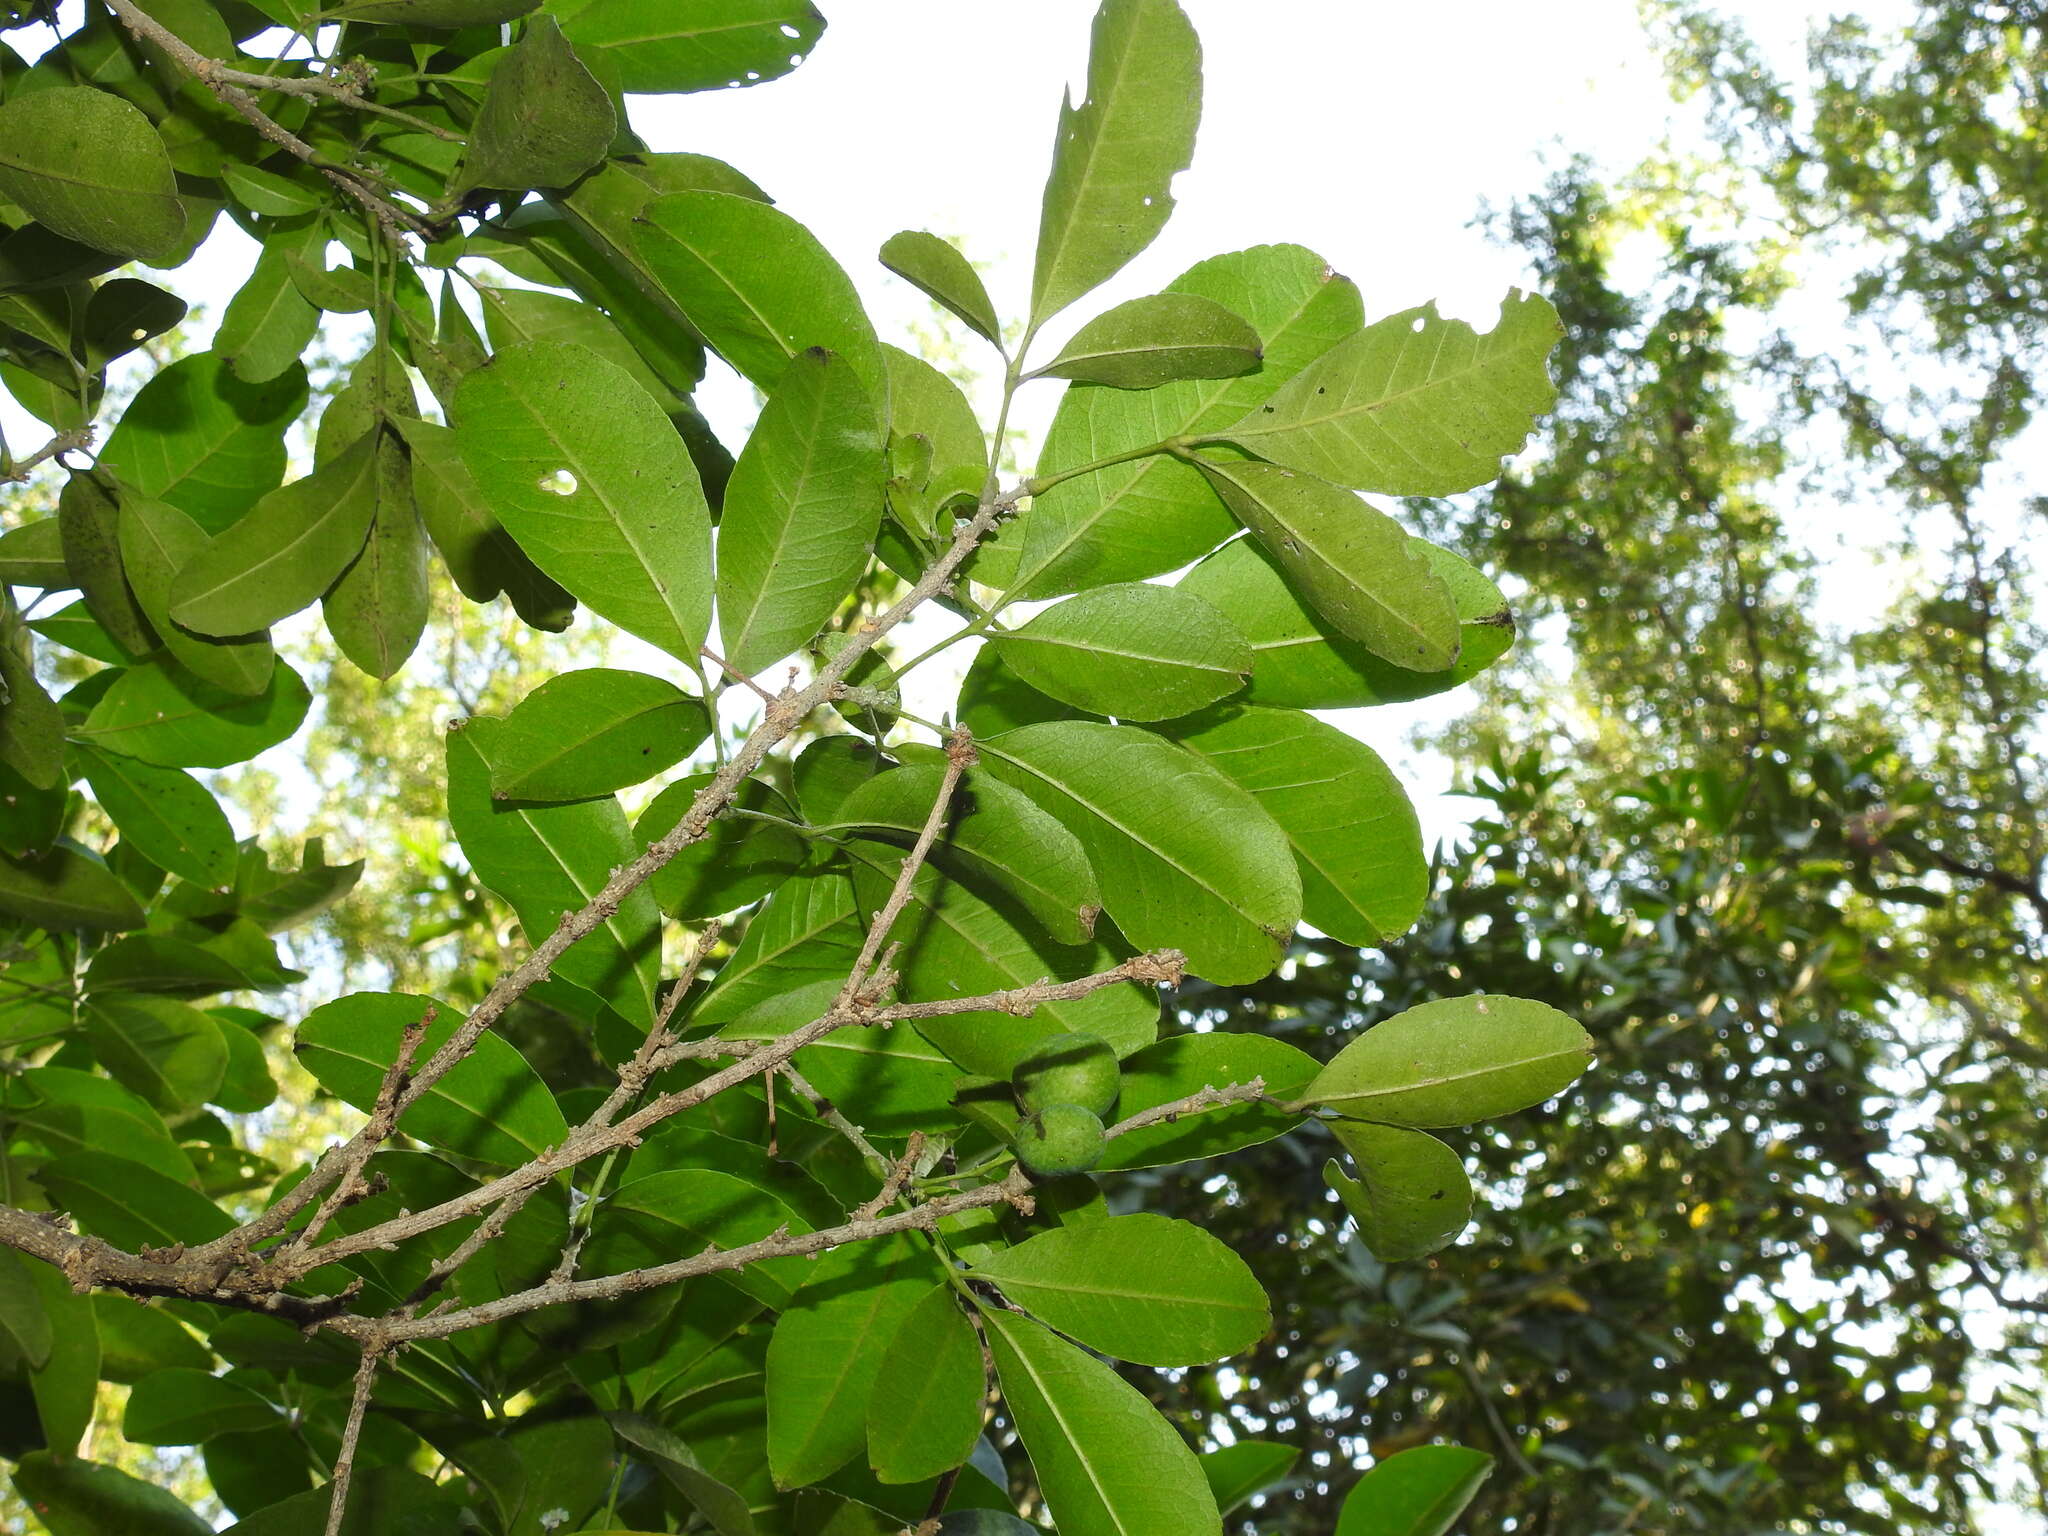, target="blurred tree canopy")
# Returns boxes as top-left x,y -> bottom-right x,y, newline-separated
1145,2 -> 2048,1531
